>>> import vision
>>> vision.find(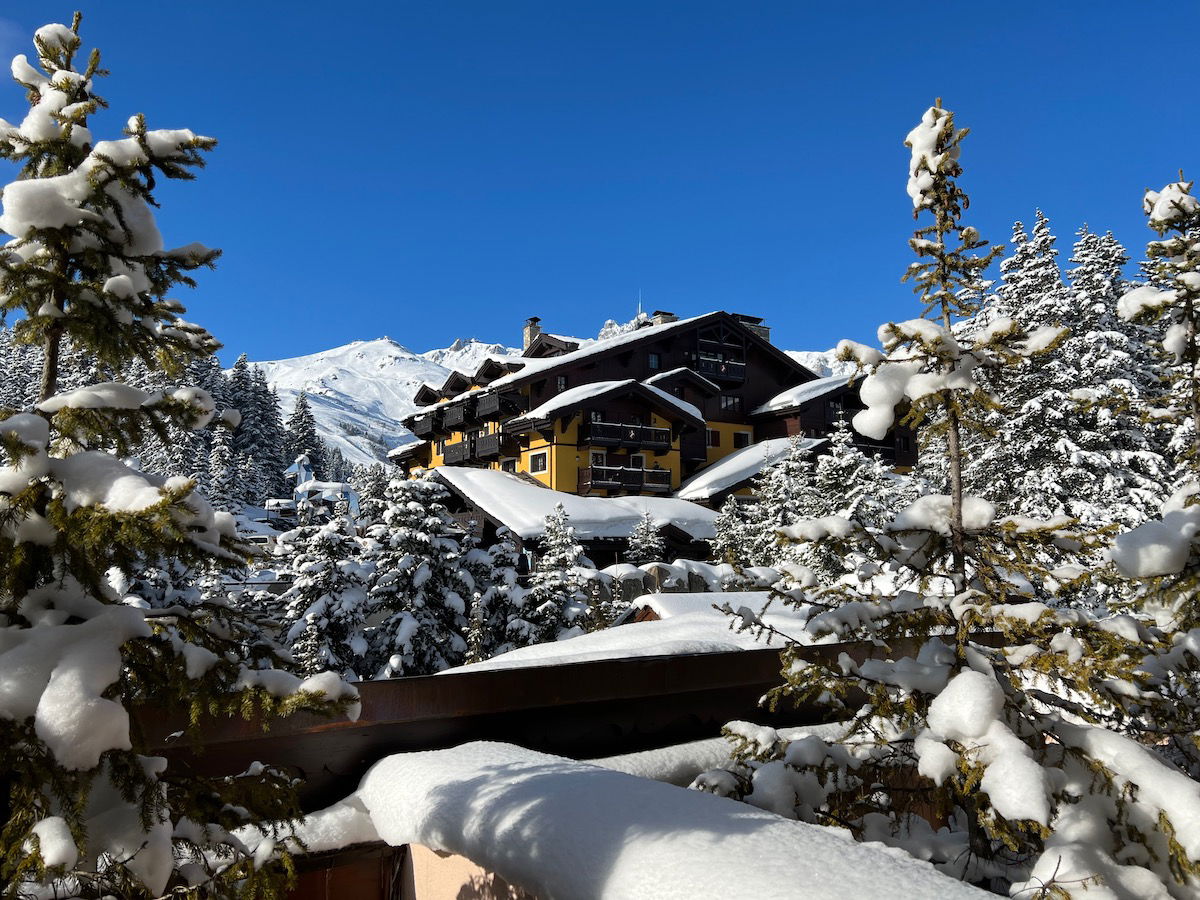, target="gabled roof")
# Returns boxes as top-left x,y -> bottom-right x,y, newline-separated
644,367 -> 722,396
452,311 -> 820,402
675,437 -> 826,502
441,370 -> 473,395
505,379 -> 705,432
473,357 -> 523,385
523,332 -> 584,358
750,373 -> 859,417
413,384 -> 443,407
